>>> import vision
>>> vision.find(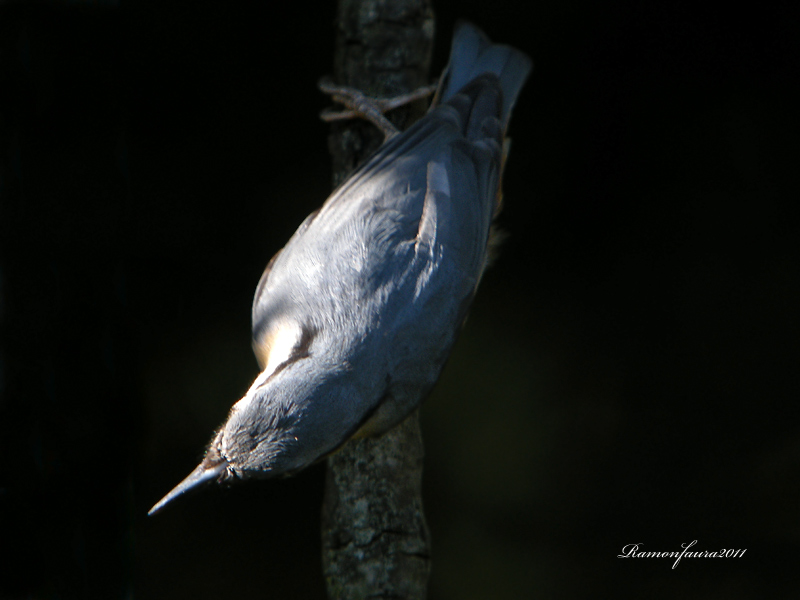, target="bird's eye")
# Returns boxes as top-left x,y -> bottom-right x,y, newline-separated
254,322 -> 316,379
